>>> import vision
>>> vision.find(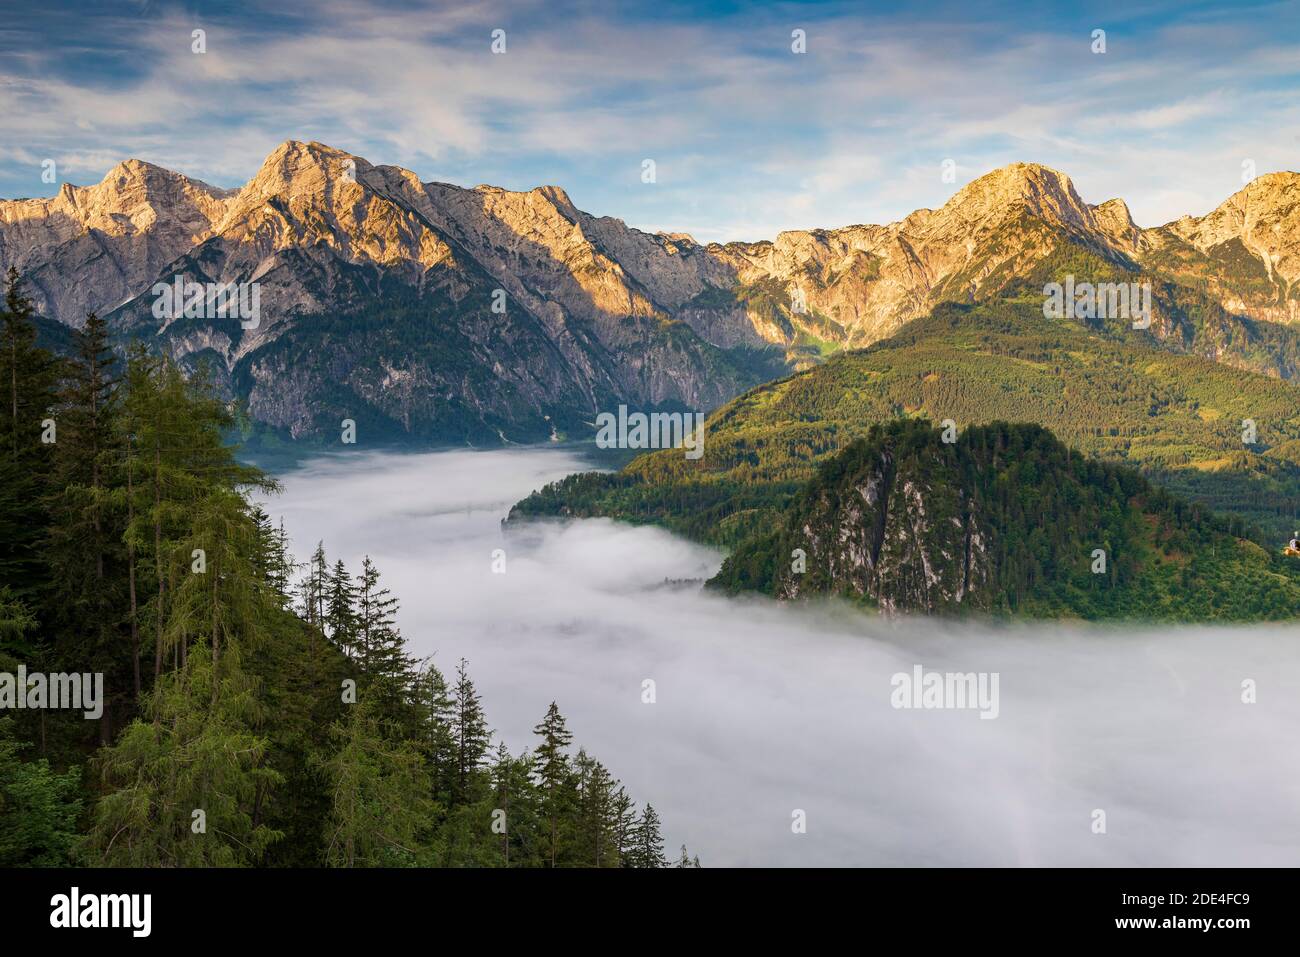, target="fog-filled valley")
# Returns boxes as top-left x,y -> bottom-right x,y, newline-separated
264,446 -> 1300,866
